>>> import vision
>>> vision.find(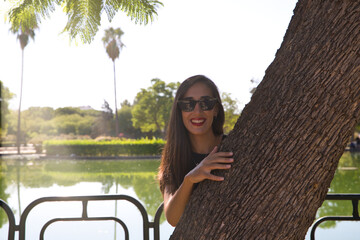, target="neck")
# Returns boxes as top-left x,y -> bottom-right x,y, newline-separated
189,132 -> 222,154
